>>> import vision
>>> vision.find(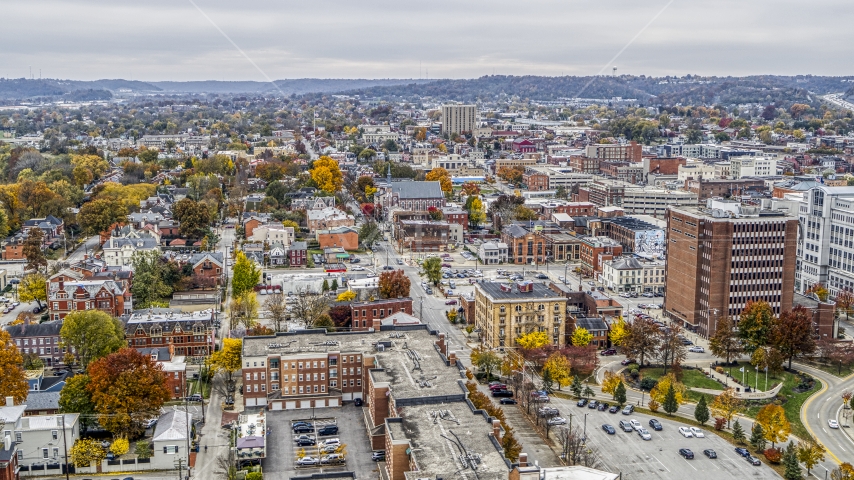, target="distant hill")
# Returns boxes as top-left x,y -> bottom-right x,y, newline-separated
336,75 -> 854,107
0,78 -> 433,101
